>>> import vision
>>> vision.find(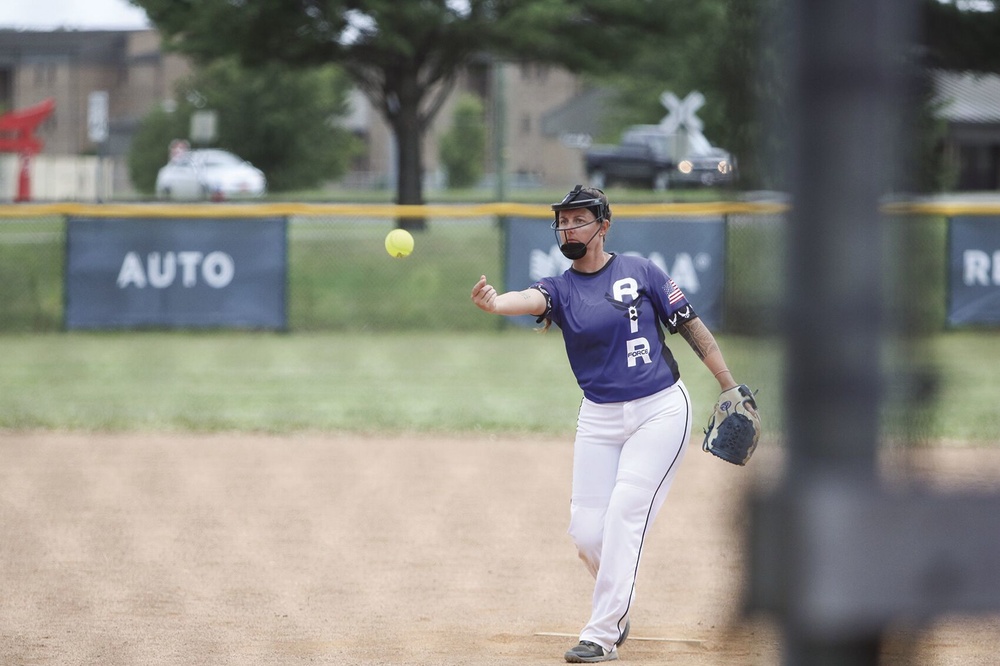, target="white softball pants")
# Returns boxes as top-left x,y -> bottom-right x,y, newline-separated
568,380 -> 692,651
